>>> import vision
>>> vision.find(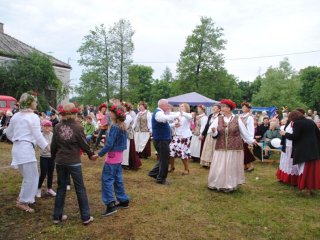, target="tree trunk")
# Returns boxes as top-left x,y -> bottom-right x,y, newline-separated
104,34 -> 109,103
195,37 -> 204,90
120,34 -> 124,101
